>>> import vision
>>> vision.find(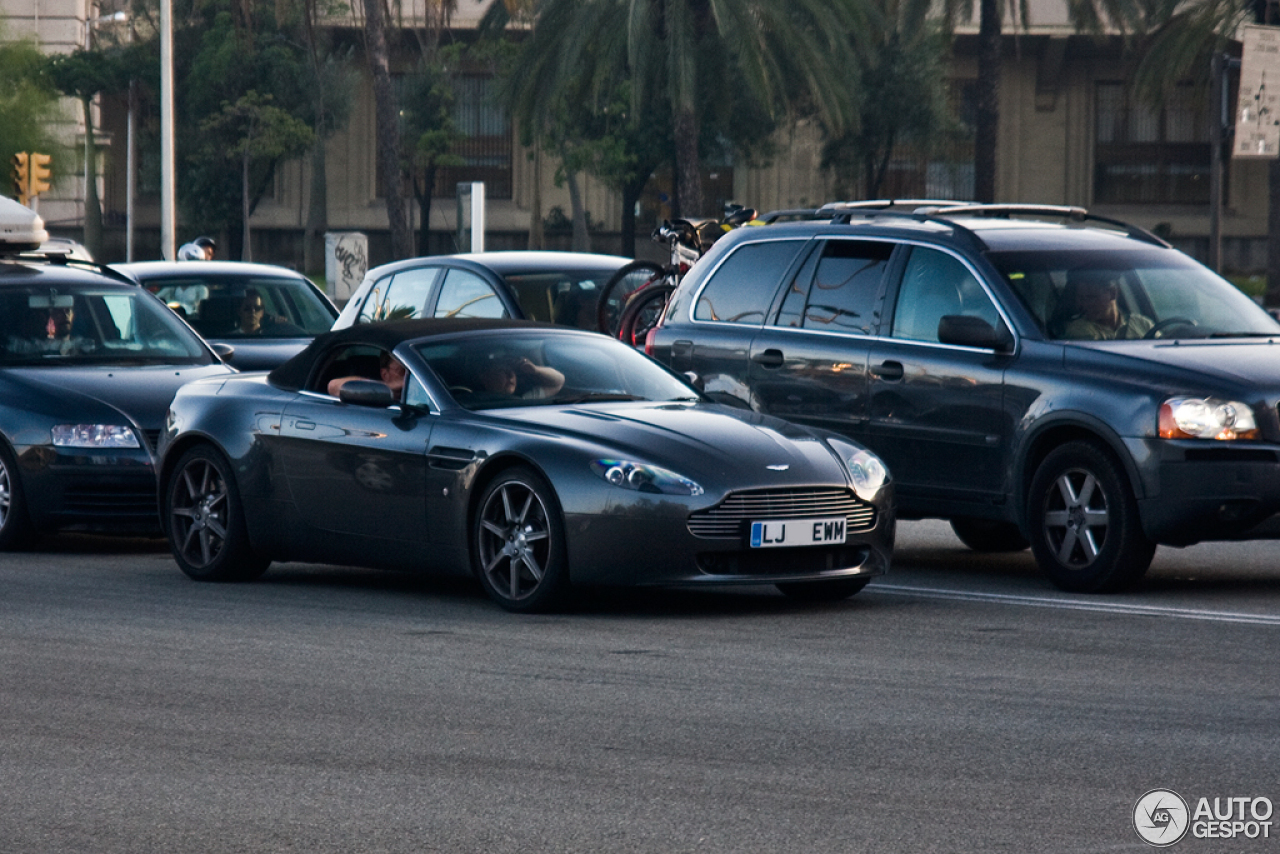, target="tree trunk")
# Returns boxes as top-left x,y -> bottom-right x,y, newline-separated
242,148 -> 253,262
974,0 -> 1001,203
416,164 -> 437,257
673,106 -> 703,218
303,134 -> 327,274
620,172 -> 649,258
363,0 -> 410,260
82,96 -> 103,259
528,150 -> 544,250
566,169 -> 590,251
